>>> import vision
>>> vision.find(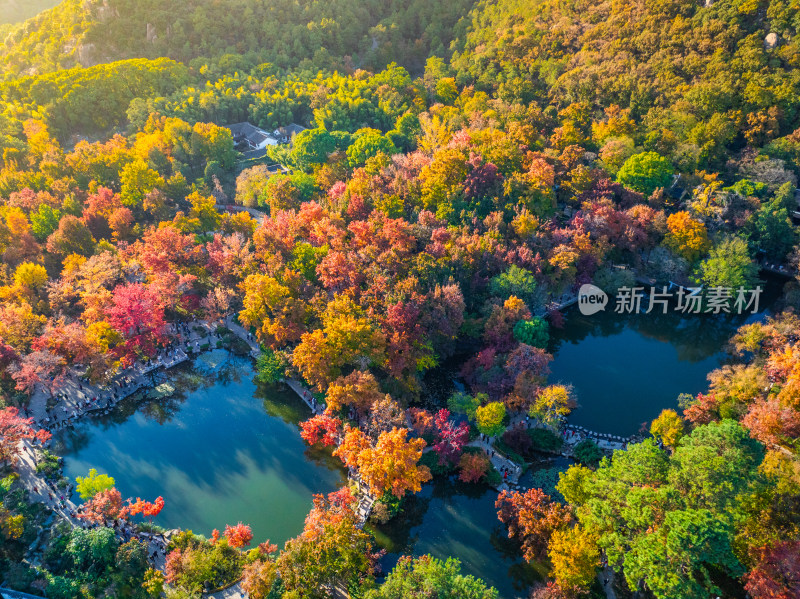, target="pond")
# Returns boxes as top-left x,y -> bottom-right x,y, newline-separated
53,349 -> 538,597
53,350 -> 347,547
368,475 -> 545,598
547,277 -> 784,435
51,275 -> 784,598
